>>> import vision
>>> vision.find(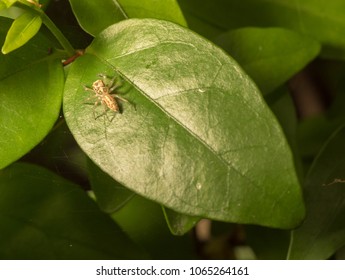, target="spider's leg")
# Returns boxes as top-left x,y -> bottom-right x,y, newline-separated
98,73 -> 108,79
114,94 -> 136,110
92,99 -> 102,119
109,76 -> 123,93
83,85 -> 94,92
